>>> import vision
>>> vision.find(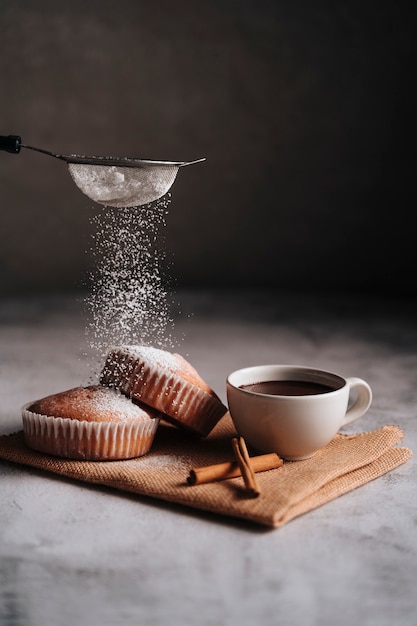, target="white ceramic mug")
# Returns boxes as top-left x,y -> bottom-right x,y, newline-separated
226,365 -> 372,461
